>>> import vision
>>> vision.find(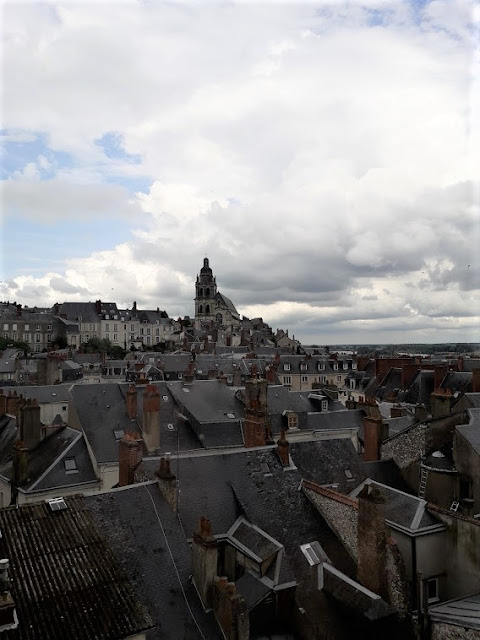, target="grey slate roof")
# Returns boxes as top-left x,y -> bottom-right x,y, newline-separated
0,495 -> 153,640
1,384 -> 71,404
429,591 -> 480,630
349,479 -> 442,533
0,414 -> 17,465
456,408 -> 480,454
72,383 -> 138,463
86,483 -> 222,640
